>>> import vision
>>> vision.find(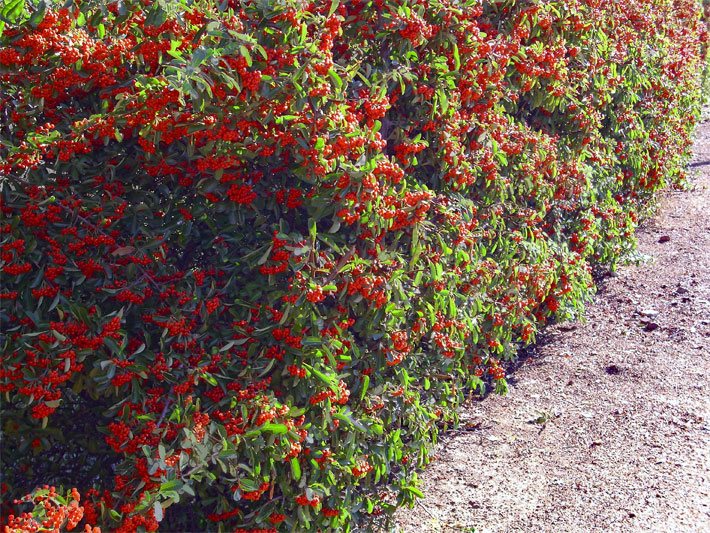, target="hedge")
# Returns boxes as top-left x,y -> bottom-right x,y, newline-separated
0,0 -> 706,531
